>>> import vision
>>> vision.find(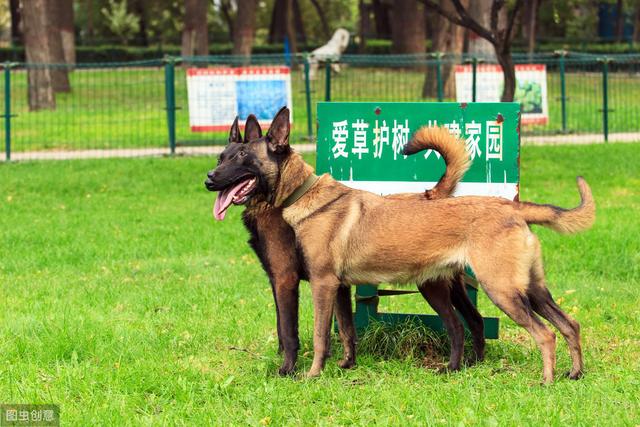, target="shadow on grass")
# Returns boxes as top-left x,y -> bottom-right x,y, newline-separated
355,319 -> 452,369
